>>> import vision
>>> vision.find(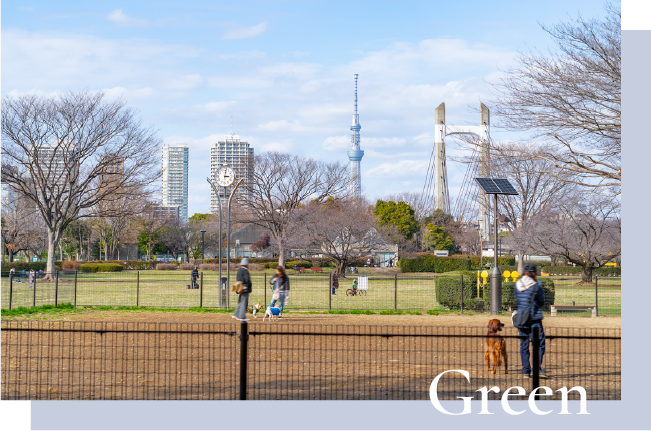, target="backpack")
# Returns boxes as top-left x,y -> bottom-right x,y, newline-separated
512,284 -> 536,328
